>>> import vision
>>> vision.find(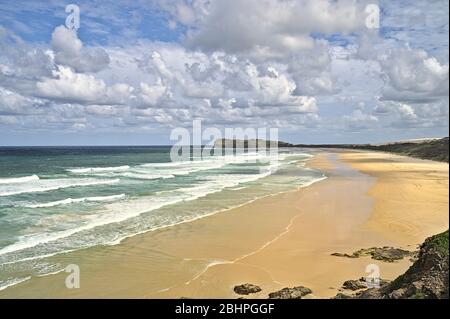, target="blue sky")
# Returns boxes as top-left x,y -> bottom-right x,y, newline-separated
0,0 -> 448,145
